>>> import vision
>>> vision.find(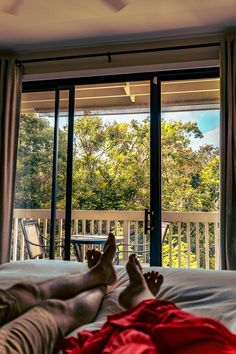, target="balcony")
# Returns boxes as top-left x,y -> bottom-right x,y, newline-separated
11,209 -> 220,270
